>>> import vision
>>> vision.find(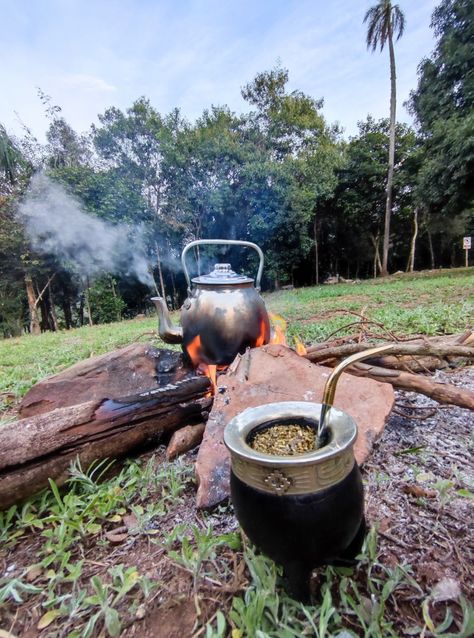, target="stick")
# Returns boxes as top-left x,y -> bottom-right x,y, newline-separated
345,362 -> 474,411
